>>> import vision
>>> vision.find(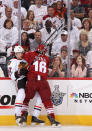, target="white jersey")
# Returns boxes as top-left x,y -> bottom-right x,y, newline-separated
8,58 -> 27,81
